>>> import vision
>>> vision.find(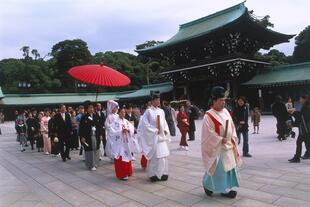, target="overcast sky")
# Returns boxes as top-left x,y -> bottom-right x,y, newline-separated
0,0 -> 309,60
